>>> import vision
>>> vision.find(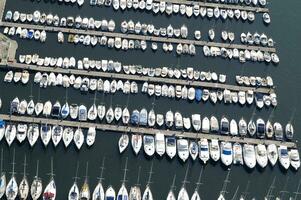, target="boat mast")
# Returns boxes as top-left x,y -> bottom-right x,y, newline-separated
293,179 -> 301,200
231,186 -> 239,200
35,160 -> 39,178
10,148 -> 16,178
194,166 -> 203,192
48,157 -> 55,180
121,157 -> 128,185
22,154 -> 27,178
181,164 -> 190,189
84,162 -> 89,184
170,174 -> 176,192
220,169 -> 231,197
265,177 -> 276,200
146,162 -> 154,187
239,181 -> 250,199
135,166 -> 141,186
73,161 -> 80,183
98,157 -> 106,183
279,176 -> 290,200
